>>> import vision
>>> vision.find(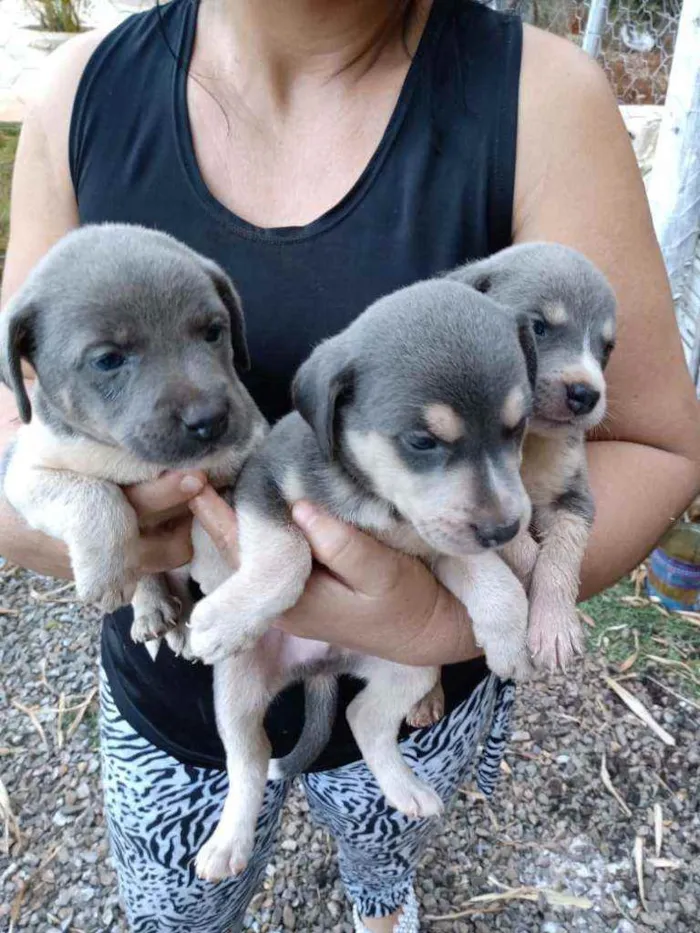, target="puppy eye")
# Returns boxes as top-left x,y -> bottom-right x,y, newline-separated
403,431 -> 439,452
601,341 -> 615,368
204,323 -> 224,344
91,351 -> 127,372
532,318 -> 549,338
